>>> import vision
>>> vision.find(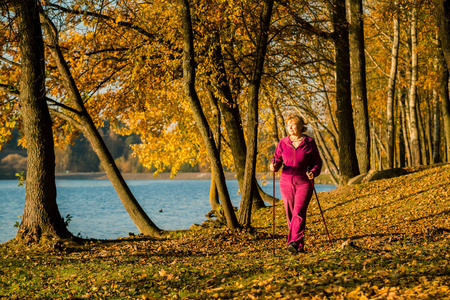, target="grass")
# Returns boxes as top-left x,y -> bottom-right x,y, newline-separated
1,163 -> 449,299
